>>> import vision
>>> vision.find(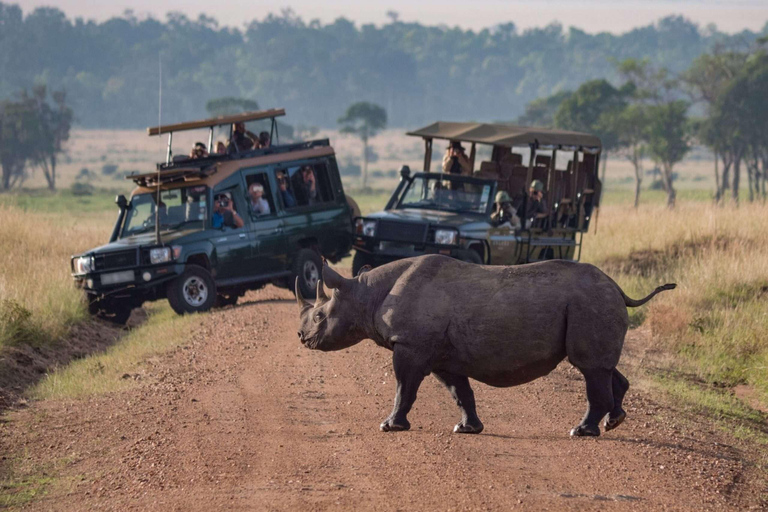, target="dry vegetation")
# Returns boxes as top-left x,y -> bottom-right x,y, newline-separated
0,203 -> 111,348
583,202 -> 768,407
